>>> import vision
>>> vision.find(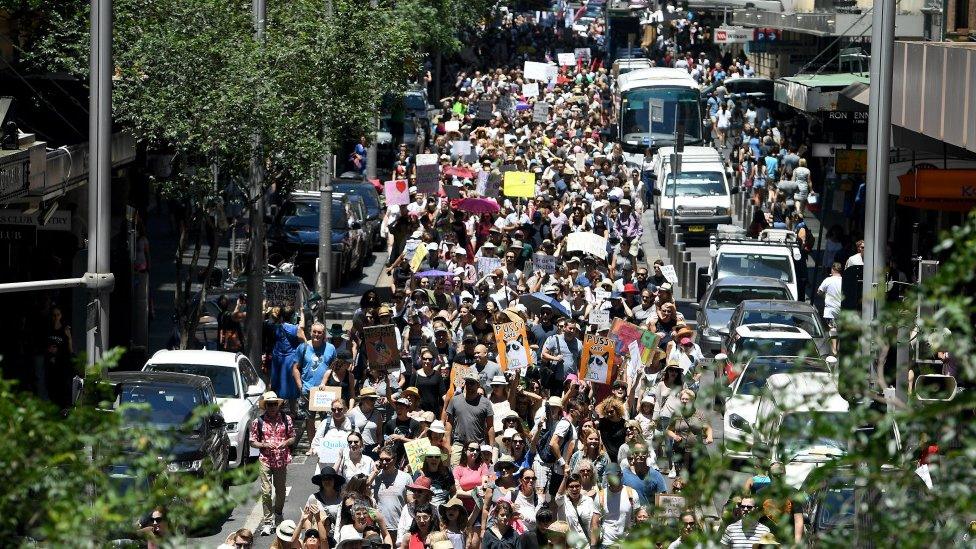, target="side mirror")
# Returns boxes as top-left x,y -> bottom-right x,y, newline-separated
715,353 -> 728,362
913,374 -> 958,401
825,356 -> 839,368
729,413 -> 751,432
690,302 -> 702,311
246,384 -> 264,397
